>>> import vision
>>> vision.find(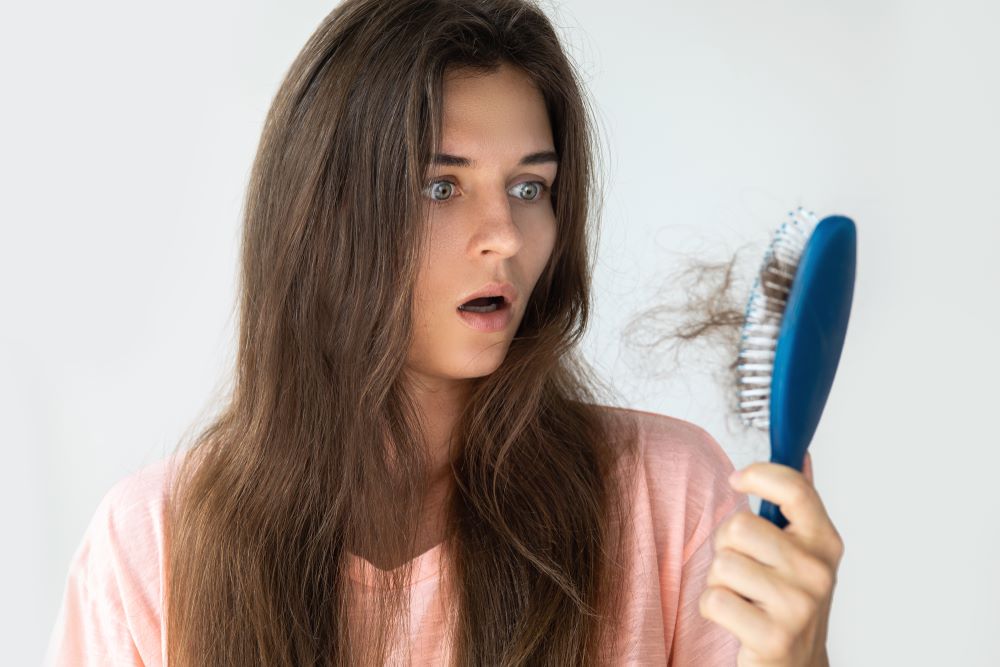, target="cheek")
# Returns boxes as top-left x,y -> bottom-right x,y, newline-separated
411,272 -> 439,326
412,237 -> 455,323
528,214 -> 558,264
